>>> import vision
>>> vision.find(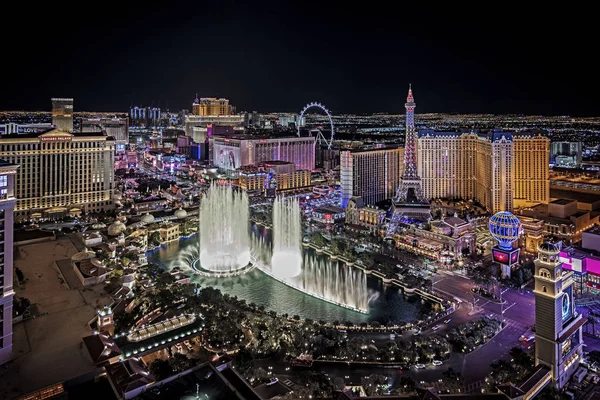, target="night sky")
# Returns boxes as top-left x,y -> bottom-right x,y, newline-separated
1,2 -> 596,116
